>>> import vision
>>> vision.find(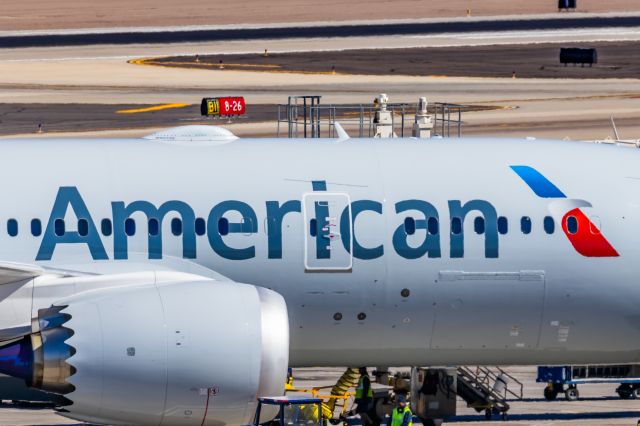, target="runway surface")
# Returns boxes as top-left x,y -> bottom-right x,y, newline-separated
0,102 -> 507,136
3,15 -> 640,48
